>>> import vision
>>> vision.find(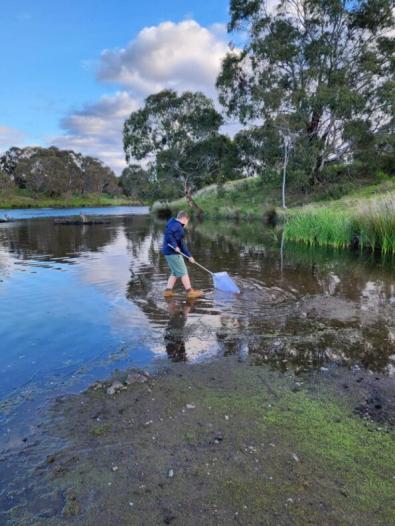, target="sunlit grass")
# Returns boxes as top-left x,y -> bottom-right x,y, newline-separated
285,208 -> 352,248
354,197 -> 395,255
285,193 -> 395,255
